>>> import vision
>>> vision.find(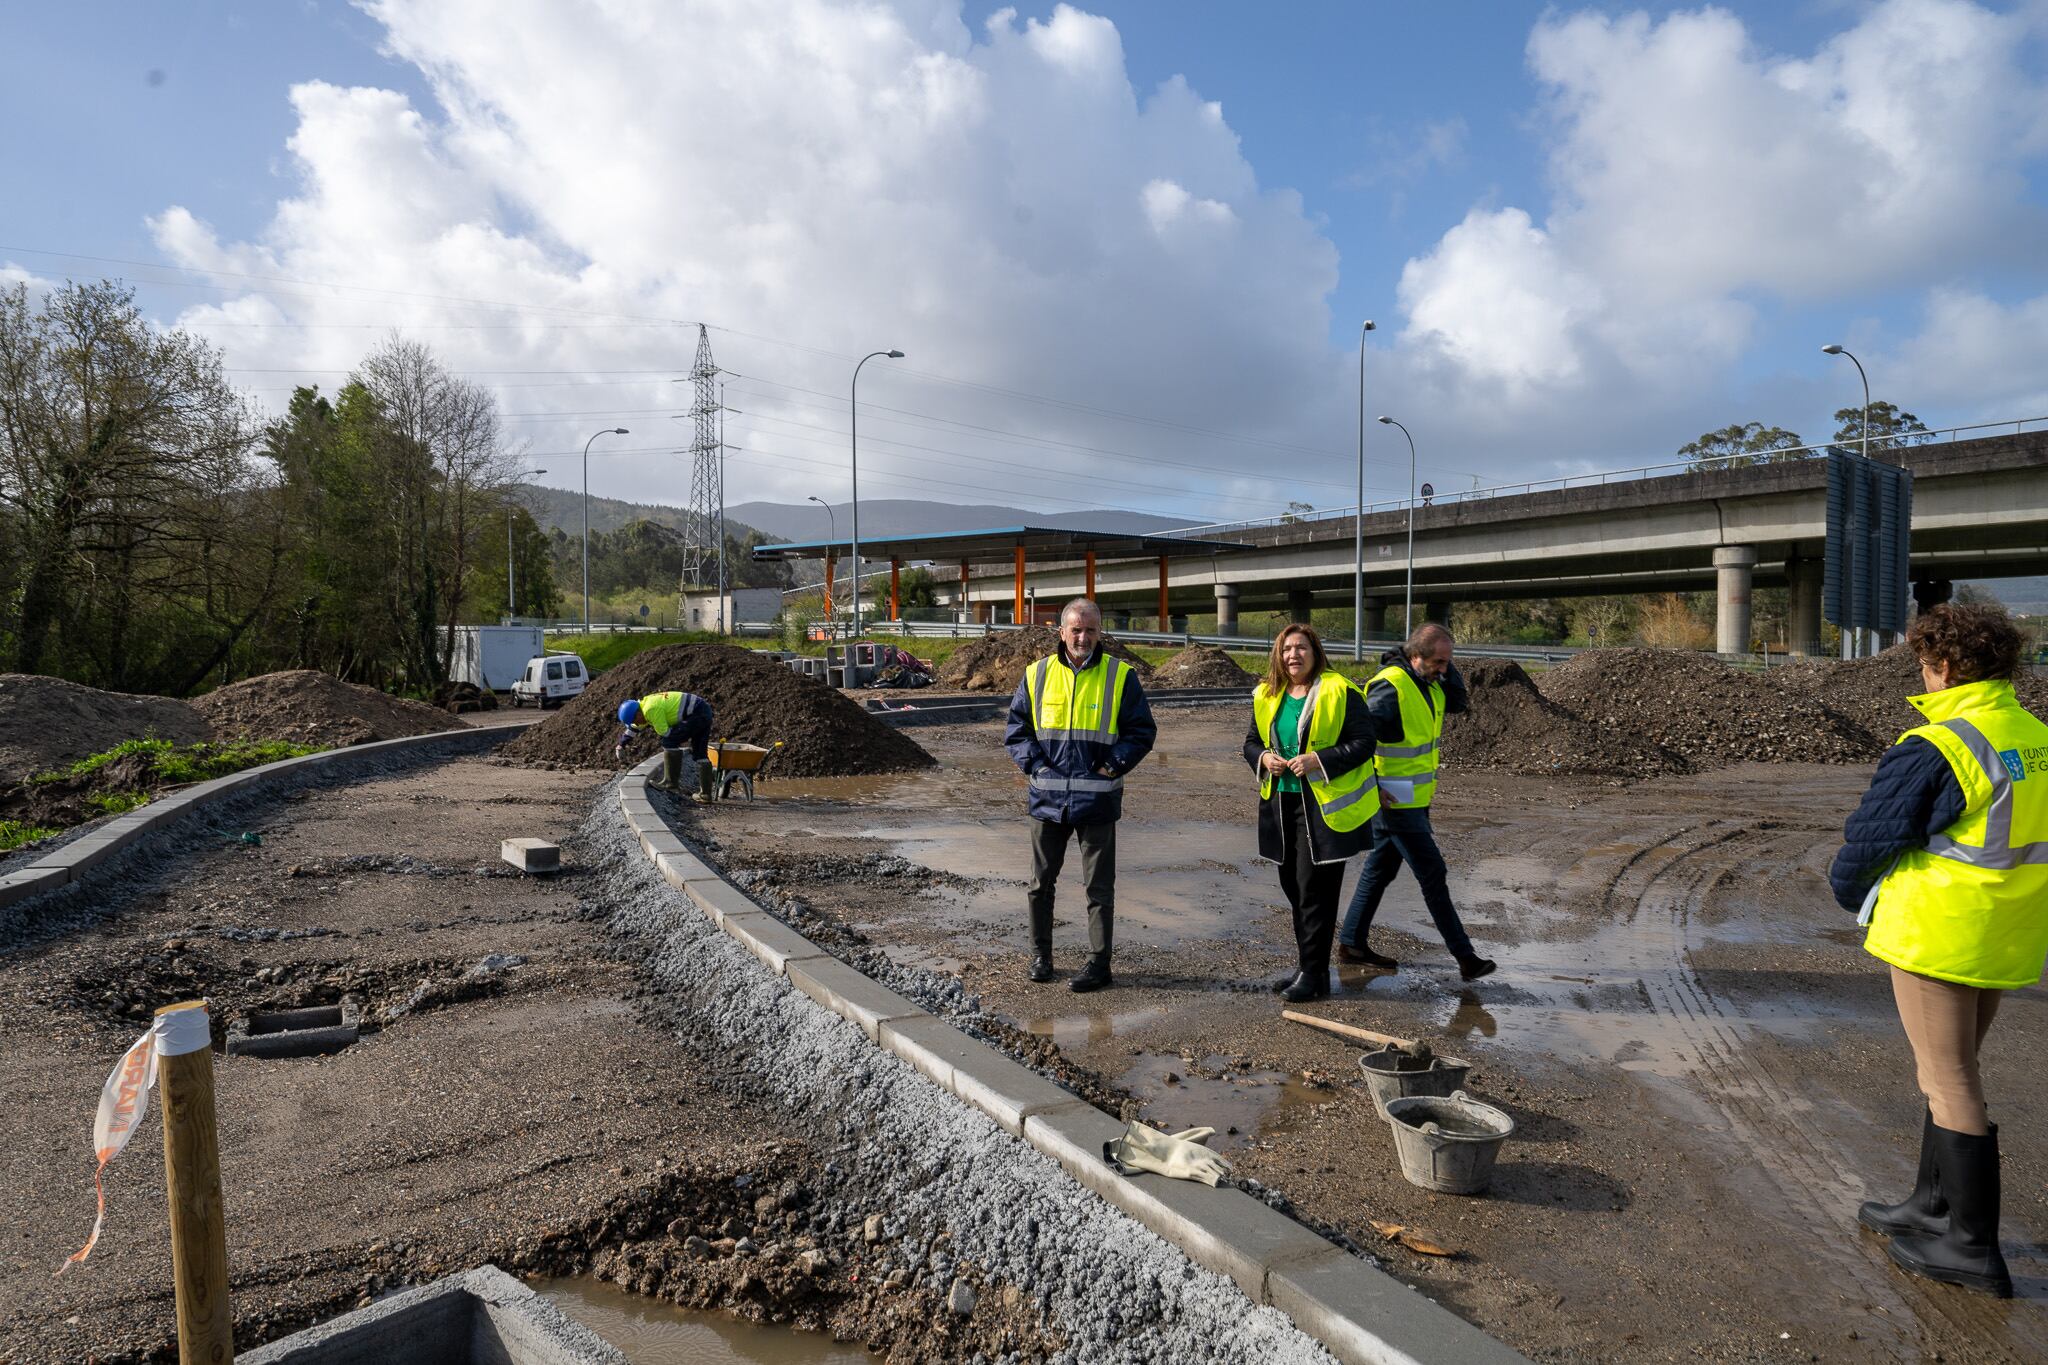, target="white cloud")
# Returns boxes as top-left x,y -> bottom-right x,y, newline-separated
1887,288 -> 2048,414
